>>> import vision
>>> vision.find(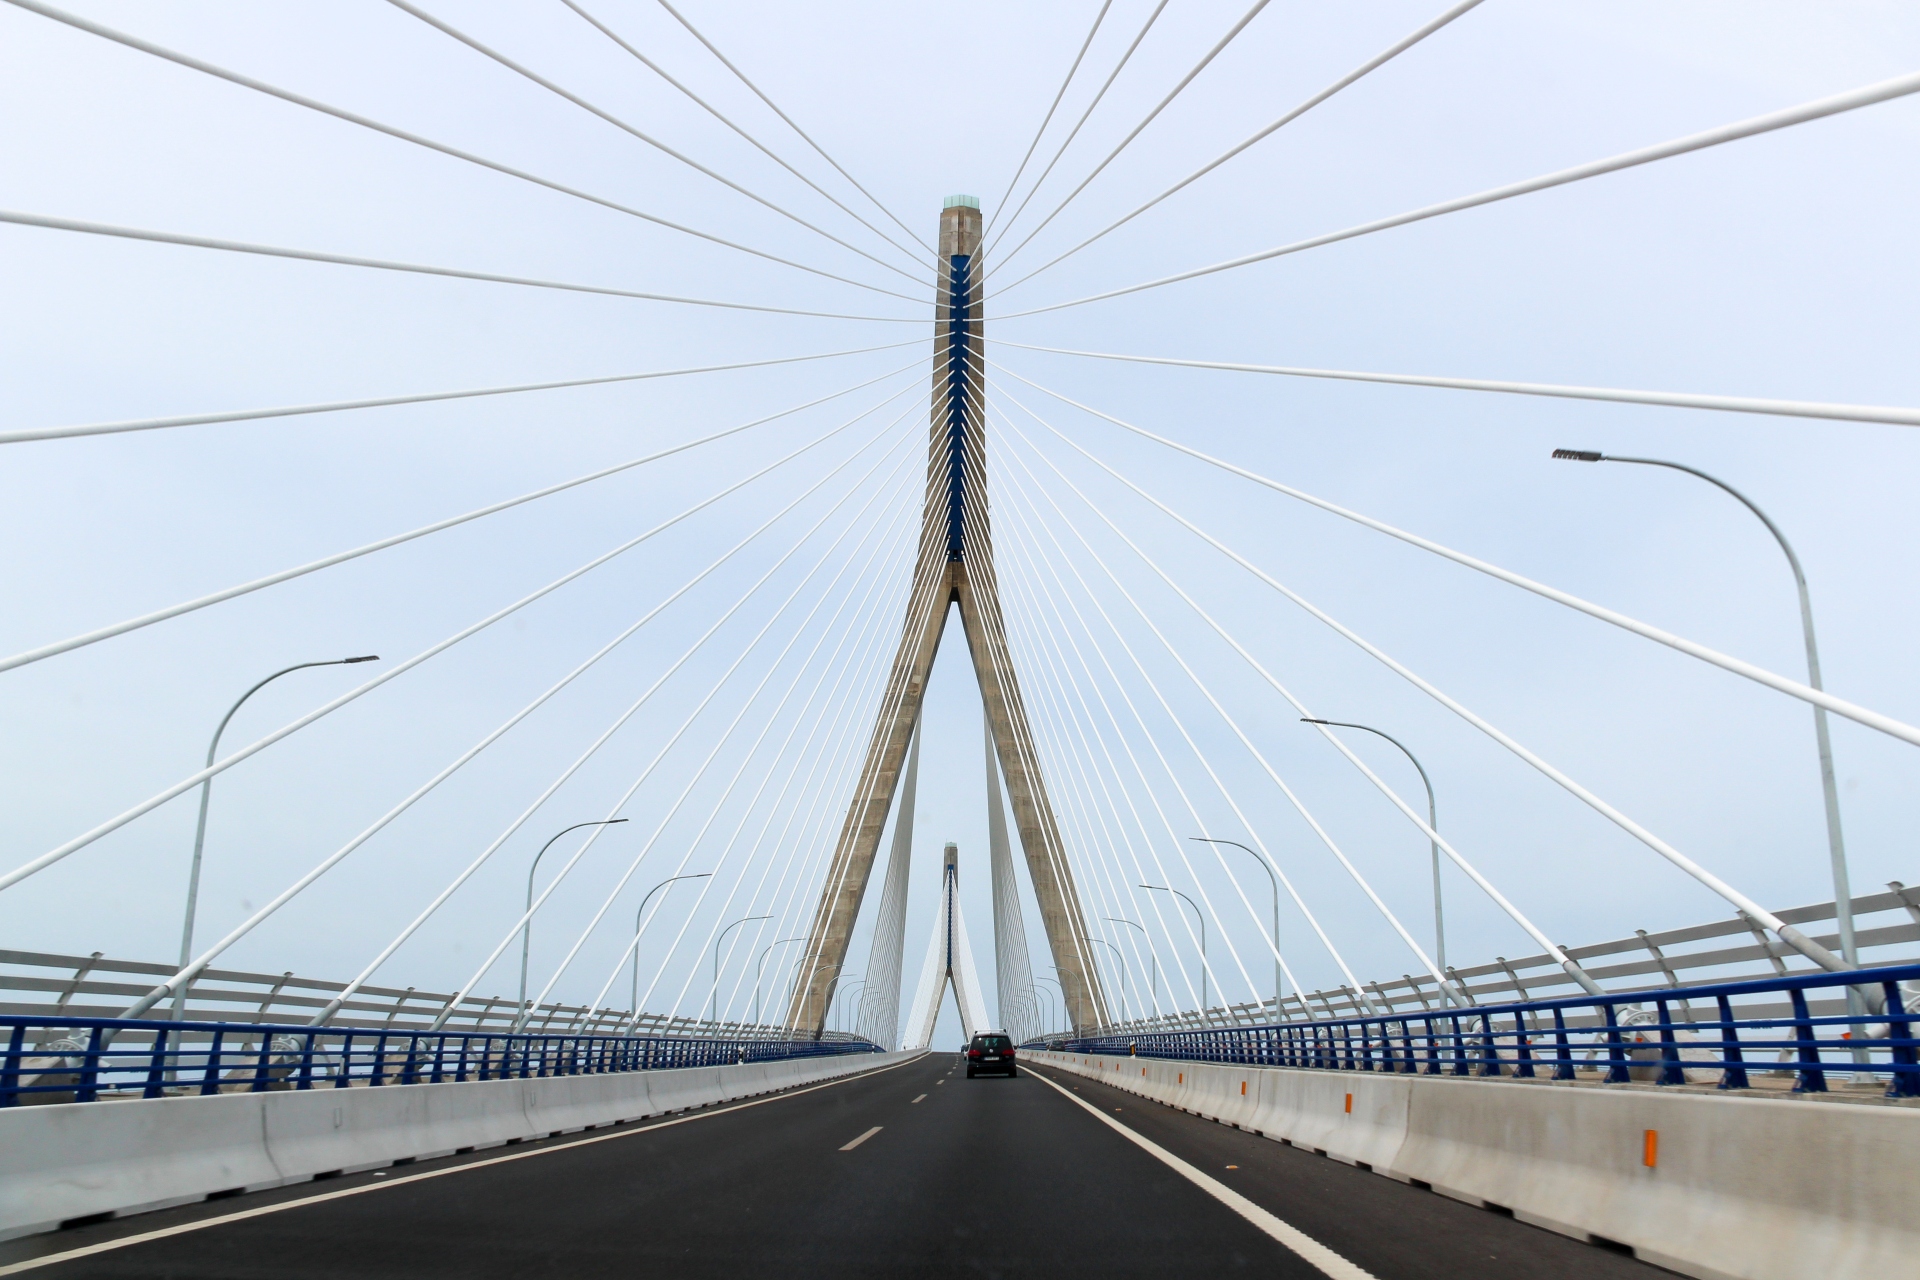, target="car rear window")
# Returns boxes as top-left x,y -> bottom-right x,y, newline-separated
973,1036 -> 1011,1050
